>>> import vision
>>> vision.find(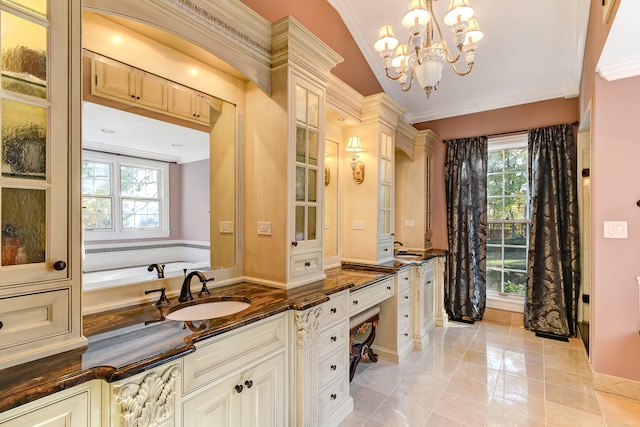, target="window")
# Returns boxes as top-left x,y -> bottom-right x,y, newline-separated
487,135 -> 529,297
82,151 -> 169,240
